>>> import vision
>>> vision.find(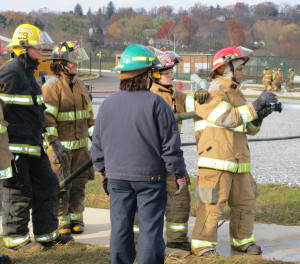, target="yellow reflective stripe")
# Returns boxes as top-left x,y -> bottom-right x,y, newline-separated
70,213 -> 83,221
248,121 -> 260,131
166,222 -> 188,232
9,144 -> 41,156
45,126 -> 58,137
58,215 -> 71,226
207,102 -> 231,123
238,105 -> 253,123
0,124 -> 7,133
61,138 -> 88,150
177,123 -> 183,134
185,93 -> 195,112
45,103 -> 58,118
57,110 -> 89,121
0,166 -> 12,179
132,56 -> 155,62
88,102 -> 93,112
198,157 -> 250,173
3,233 -> 31,248
230,234 -> 256,247
35,230 -> 60,243
0,93 -> 44,105
206,121 -> 247,133
191,239 -> 217,249
133,225 -> 139,233
88,126 -> 94,137
194,120 -> 206,132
